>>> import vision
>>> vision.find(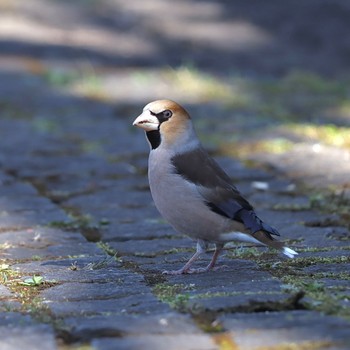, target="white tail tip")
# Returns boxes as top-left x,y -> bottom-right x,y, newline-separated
283,247 -> 298,258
